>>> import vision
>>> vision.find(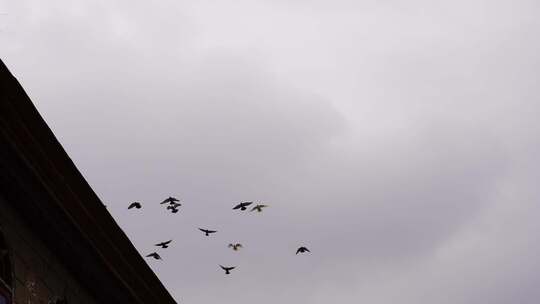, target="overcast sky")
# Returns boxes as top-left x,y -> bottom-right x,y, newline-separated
1,0 -> 540,303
